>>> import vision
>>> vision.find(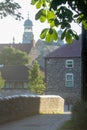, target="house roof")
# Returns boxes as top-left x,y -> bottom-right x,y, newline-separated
46,35 -> 82,58
0,43 -> 33,54
1,65 -> 29,82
